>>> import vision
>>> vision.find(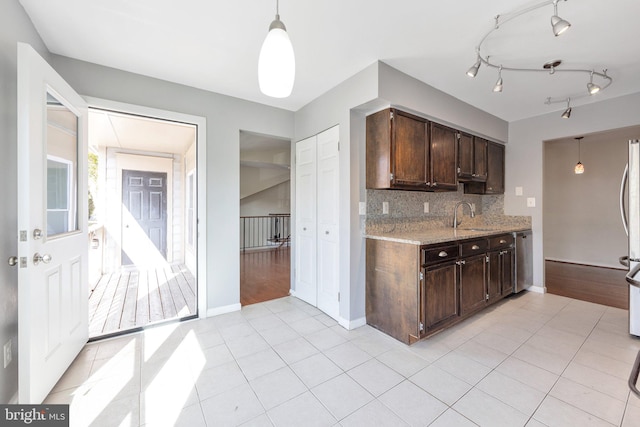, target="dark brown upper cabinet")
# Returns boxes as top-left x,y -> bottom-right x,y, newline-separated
458,133 -> 487,182
429,122 -> 458,191
465,141 -> 505,194
366,108 -> 457,191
